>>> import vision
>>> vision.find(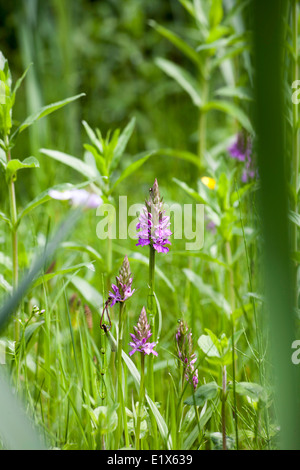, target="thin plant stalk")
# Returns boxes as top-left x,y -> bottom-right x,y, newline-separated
225,240 -> 239,450
147,245 -> 158,447
135,353 -> 145,451
5,136 -> 19,341
221,365 -> 227,451
116,301 -> 129,448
